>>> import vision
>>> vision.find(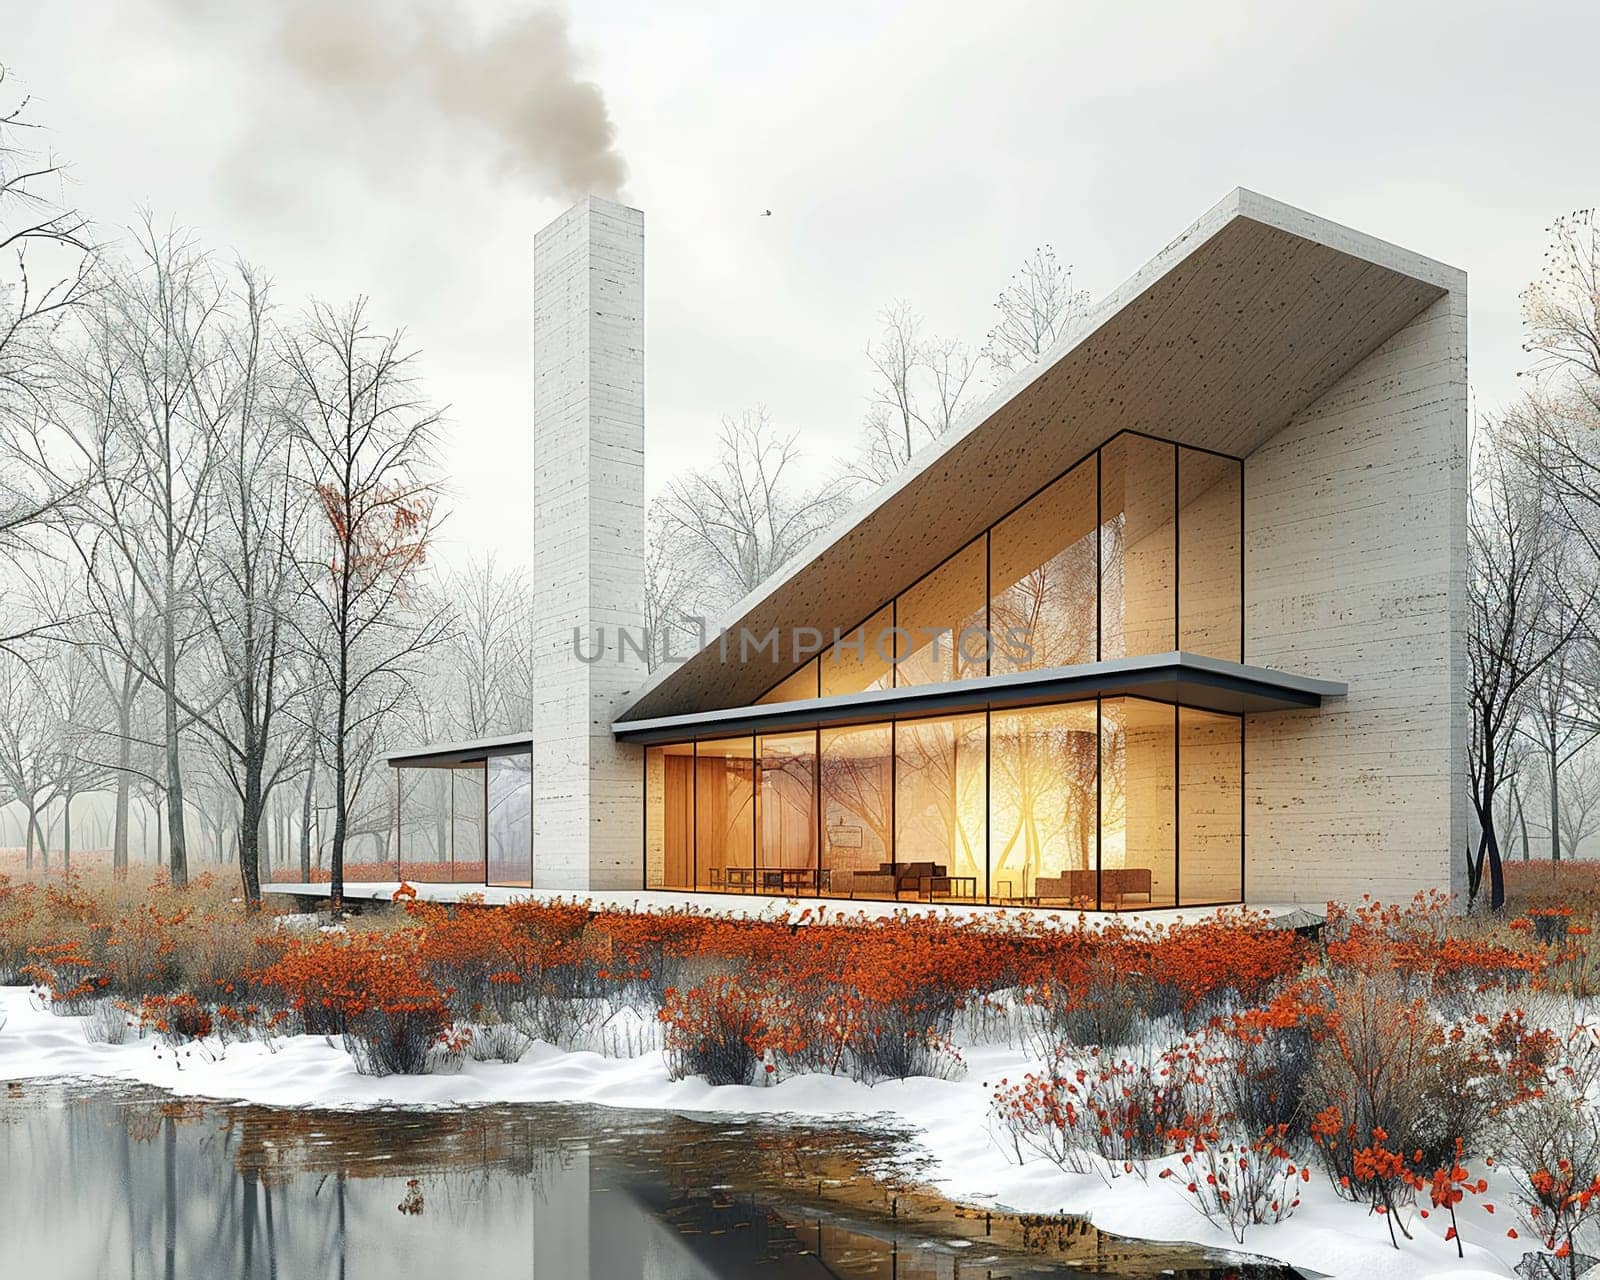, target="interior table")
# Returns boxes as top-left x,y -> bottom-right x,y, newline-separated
918,874 -> 978,901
